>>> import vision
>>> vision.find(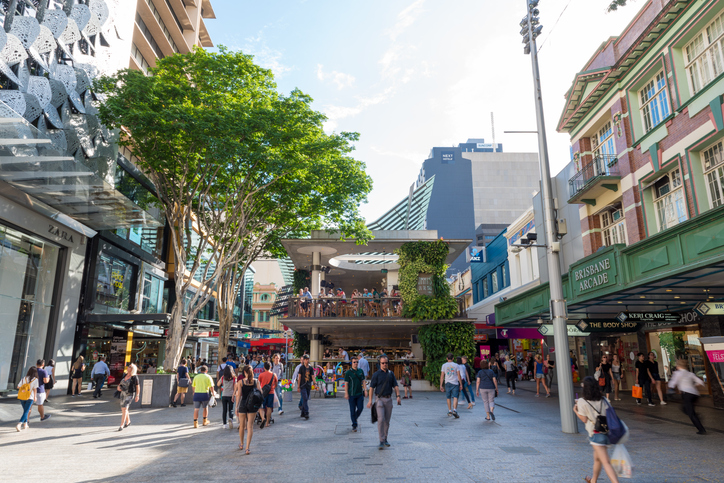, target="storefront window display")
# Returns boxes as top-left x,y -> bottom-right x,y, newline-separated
648,327 -> 709,394
141,273 -> 166,314
0,224 -> 60,391
93,252 -> 135,314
